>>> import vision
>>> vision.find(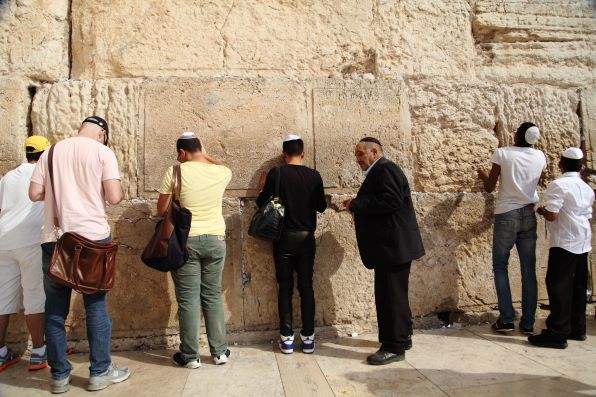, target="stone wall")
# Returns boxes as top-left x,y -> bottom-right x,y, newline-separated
2,0 -> 595,347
